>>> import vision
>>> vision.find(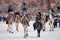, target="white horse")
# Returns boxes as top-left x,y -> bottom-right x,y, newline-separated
48,12 -> 54,31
